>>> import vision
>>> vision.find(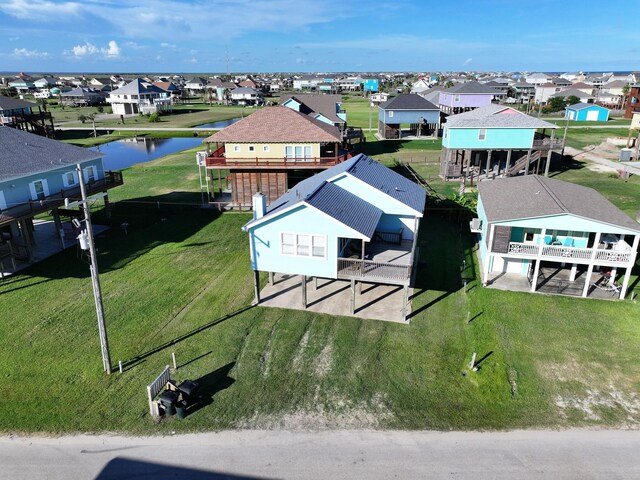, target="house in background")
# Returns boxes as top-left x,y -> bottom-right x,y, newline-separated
293,75 -> 323,91
280,94 -> 346,130
440,104 -> 562,180
60,87 -> 106,107
410,78 -> 432,94
229,87 -> 263,106
0,127 -> 123,273
565,103 -> 610,122
107,78 -> 172,115
242,154 -> 426,322
370,92 -> 390,105
525,72 -> 551,86
206,78 -> 237,103
8,73 -> 35,93
363,78 -> 380,93
534,82 -> 565,104
438,81 -> 498,114
201,105 -> 349,207
378,94 -> 440,139
184,77 -> 208,96
33,77 -> 57,90
548,88 -> 594,104
0,96 -> 54,137
474,175 -> 640,300
597,80 -> 627,108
